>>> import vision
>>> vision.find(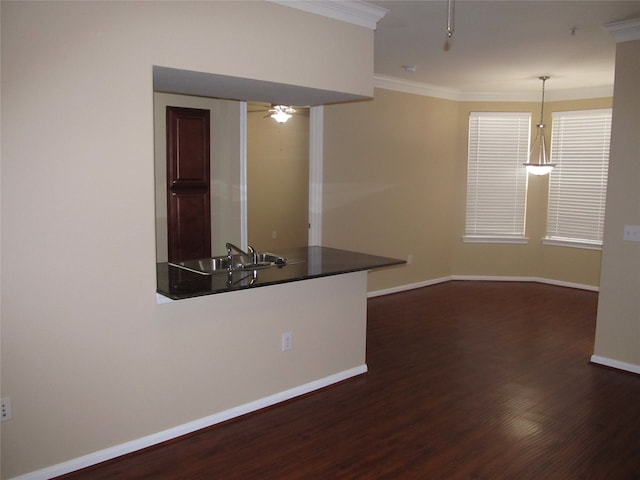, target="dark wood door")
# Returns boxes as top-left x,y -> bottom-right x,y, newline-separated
166,107 -> 211,262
